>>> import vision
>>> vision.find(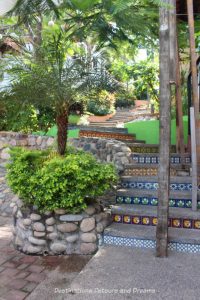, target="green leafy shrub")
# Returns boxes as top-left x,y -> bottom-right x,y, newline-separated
115,91 -> 135,108
6,147 -> 118,213
87,90 -> 115,116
